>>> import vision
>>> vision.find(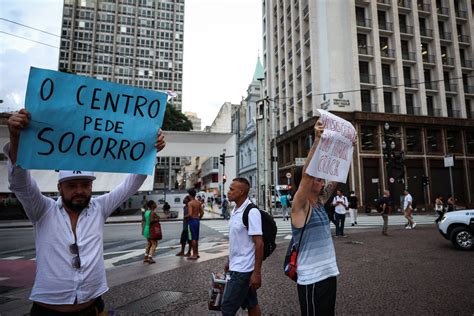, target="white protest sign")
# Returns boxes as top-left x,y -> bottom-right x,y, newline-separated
306,110 -> 356,182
